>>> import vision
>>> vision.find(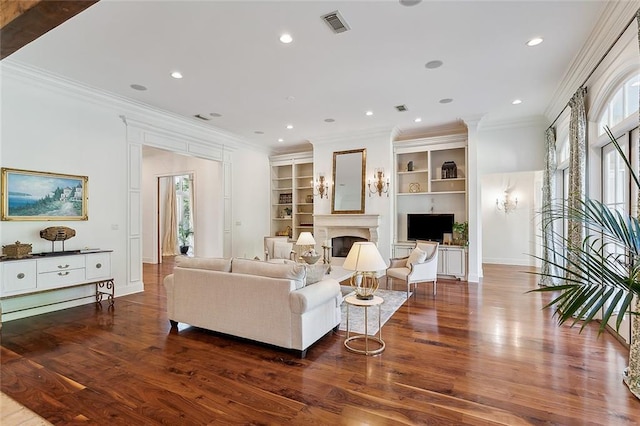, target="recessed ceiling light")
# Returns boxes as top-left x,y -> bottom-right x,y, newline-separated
425,60 -> 443,69
365,111 -> 373,116
526,37 -> 543,47
286,124 -> 293,129
170,71 -> 183,79
130,84 -> 147,91
324,118 -> 335,123
512,99 -> 522,105
439,98 -> 453,104
414,118 -> 422,123
399,0 -> 422,6
209,112 -> 222,117
280,33 -> 293,44
278,138 -> 284,143
254,131 -> 264,134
